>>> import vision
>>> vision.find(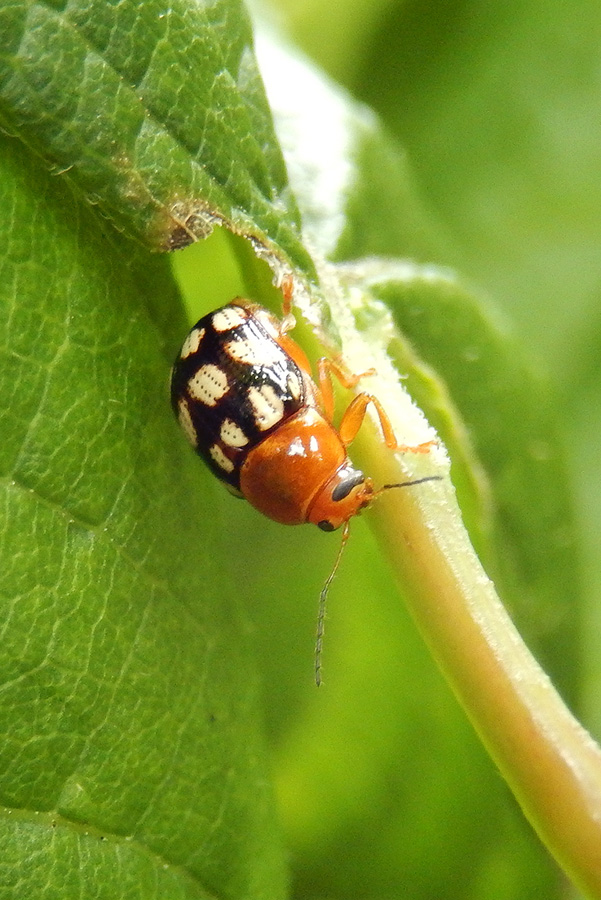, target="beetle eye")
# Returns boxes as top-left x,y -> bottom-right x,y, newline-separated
318,520 -> 336,532
331,469 -> 365,502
